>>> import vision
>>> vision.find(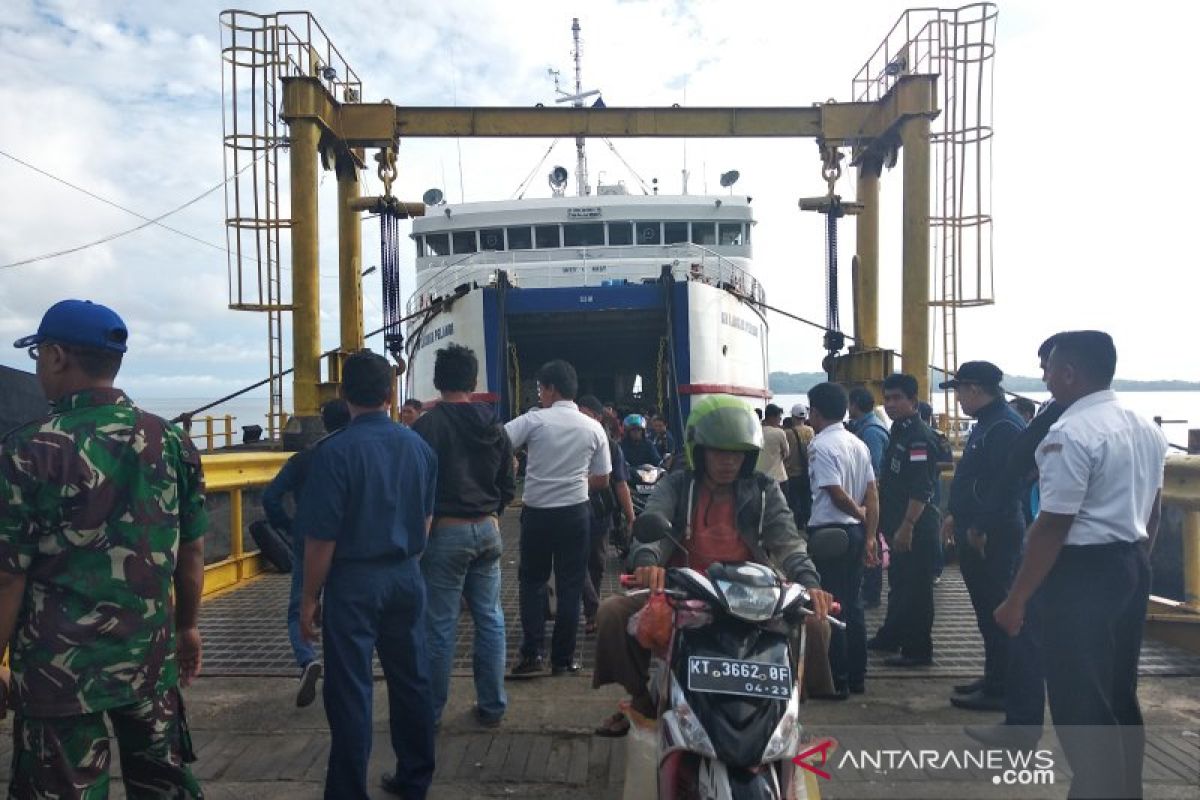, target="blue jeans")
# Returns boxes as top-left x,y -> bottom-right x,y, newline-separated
322,557 -> 434,800
288,531 -> 317,668
420,518 -> 507,724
